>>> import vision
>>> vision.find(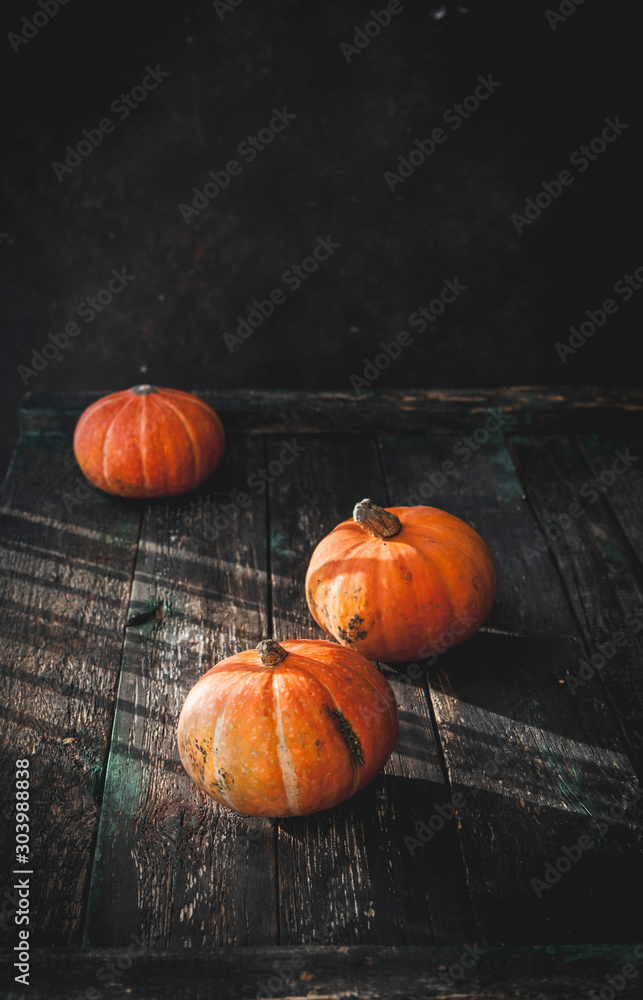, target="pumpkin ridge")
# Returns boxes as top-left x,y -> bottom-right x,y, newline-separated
155,394 -> 200,483
163,389 -> 226,453
74,387 -> 225,499
297,636 -> 397,739
164,389 -> 217,417
332,526 -> 384,652
209,699 -> 240,811
102,393 -> 138,488
139,393 -> 151,497
403,514 -> 490,554
289,661 -> 362,794
178,640 -> 399,816
78,392 -> 128,423
370,538 -> 415,660
403,516 -> 487,564
413,523 -> 497,647
411,538 -> 457,653
411,521 -> 493,601
317,534 -> 372,642
271,672 -> 300,816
